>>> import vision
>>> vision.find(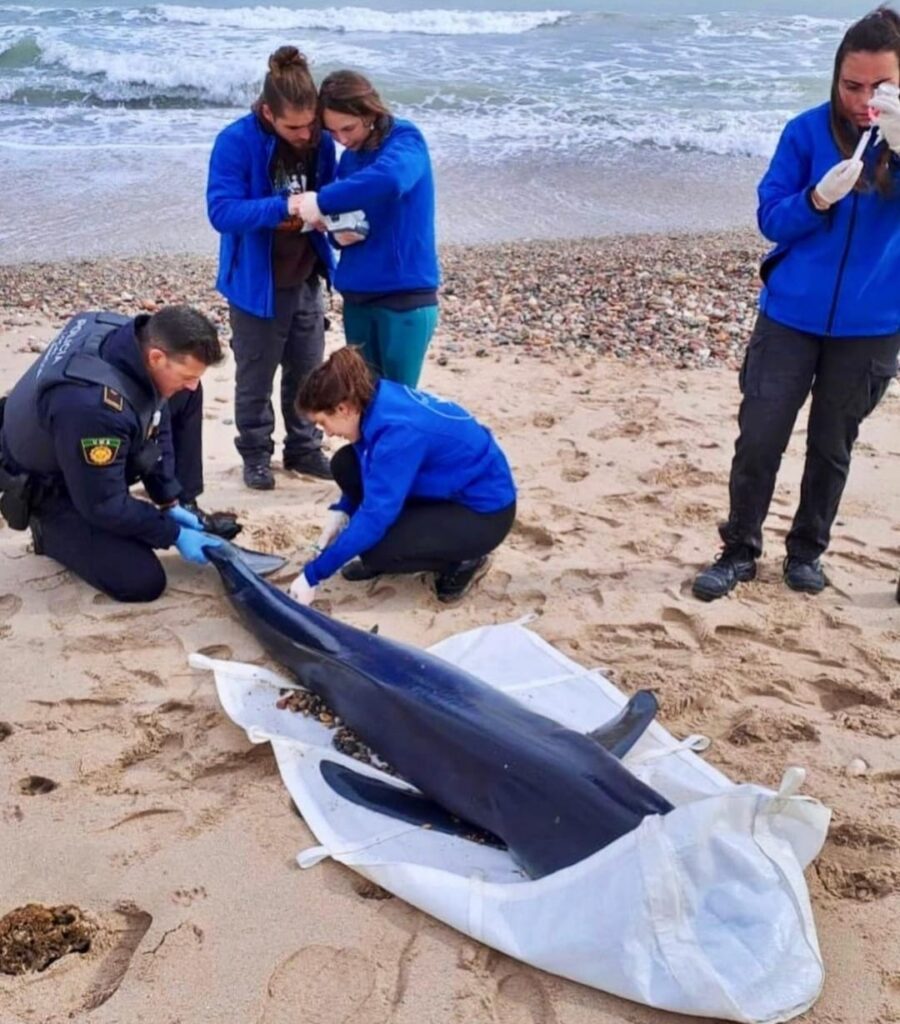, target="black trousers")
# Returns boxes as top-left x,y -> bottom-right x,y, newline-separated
29,387 -> 208,603
35,494 -> 167,603
333,446 -> 516,574
721,313 -> 900,560
229,279 -> 325,466
168,383 -> 203,503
